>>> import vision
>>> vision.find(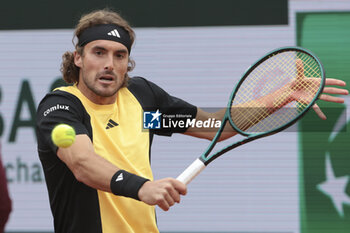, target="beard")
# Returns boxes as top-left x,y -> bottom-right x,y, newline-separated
81,69 -> 127,98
